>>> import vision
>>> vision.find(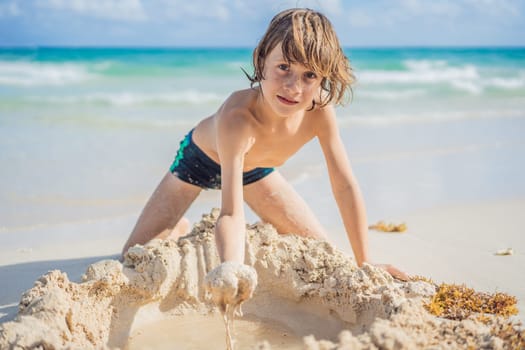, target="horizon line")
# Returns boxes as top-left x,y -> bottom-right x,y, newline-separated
1,44 -> 525,50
